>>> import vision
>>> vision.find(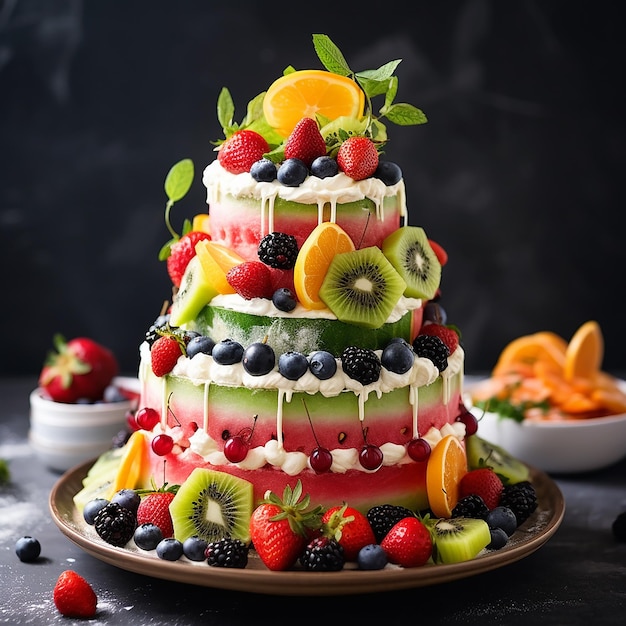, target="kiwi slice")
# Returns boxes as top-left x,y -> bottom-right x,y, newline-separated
169,255 -> 218,327
319,116 -> 369,155
428,517 -> 491,564
318,246 -> 407,329
73,448 -> 125,511
169,468 -> 254,544
382,226 -> 441,300
466,435 -> 530,485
